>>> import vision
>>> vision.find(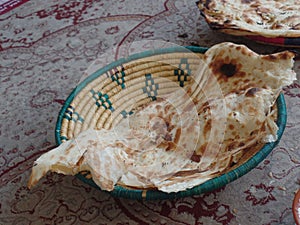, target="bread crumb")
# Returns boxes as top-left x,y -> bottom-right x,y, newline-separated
233,208 -> 238,214
278,186 -> 286,191
268,172 -> 273,178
